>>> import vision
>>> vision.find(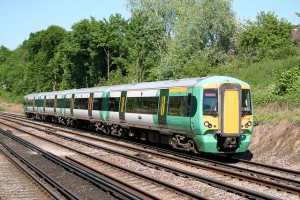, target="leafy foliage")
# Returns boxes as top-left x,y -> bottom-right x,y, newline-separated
149,0 -> 237,80
0,46 -> 12,64
237,12 -> 295,60
273,65 -> 300,96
